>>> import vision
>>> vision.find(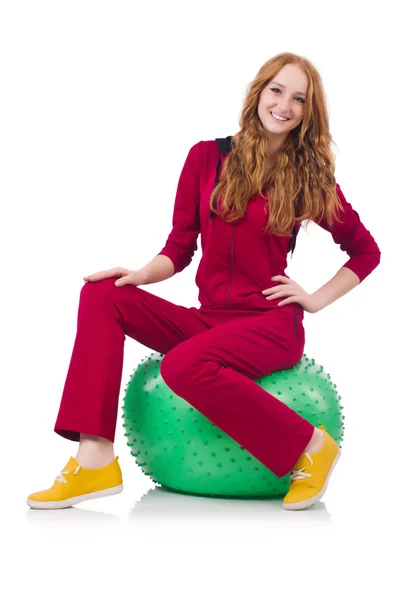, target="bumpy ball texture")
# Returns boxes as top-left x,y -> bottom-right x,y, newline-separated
122,352 -> 344,498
